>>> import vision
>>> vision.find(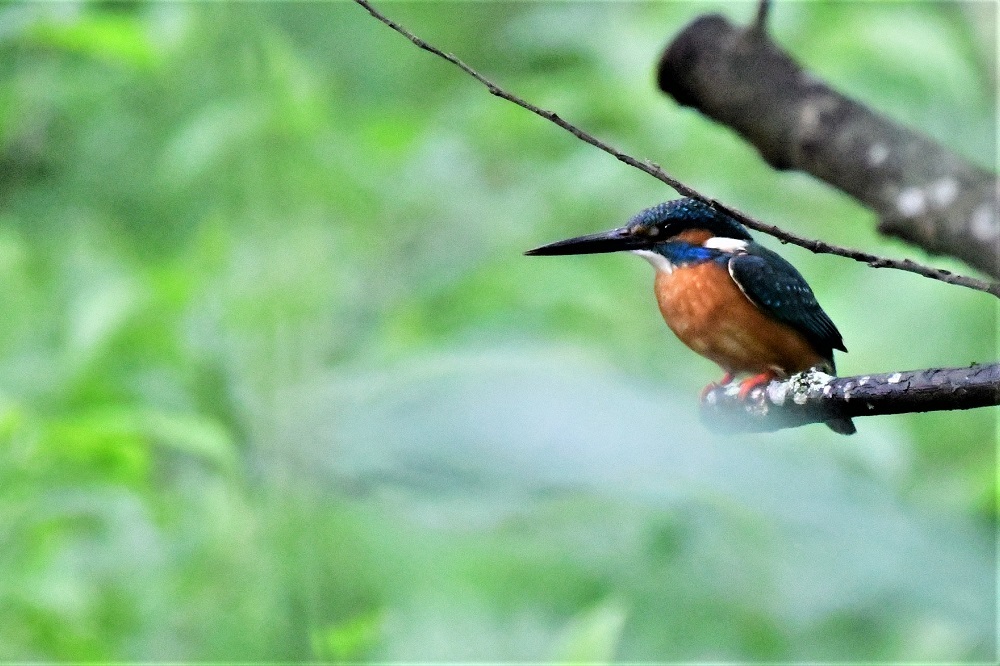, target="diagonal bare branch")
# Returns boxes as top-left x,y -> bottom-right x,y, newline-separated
352,0 -> 1000,299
